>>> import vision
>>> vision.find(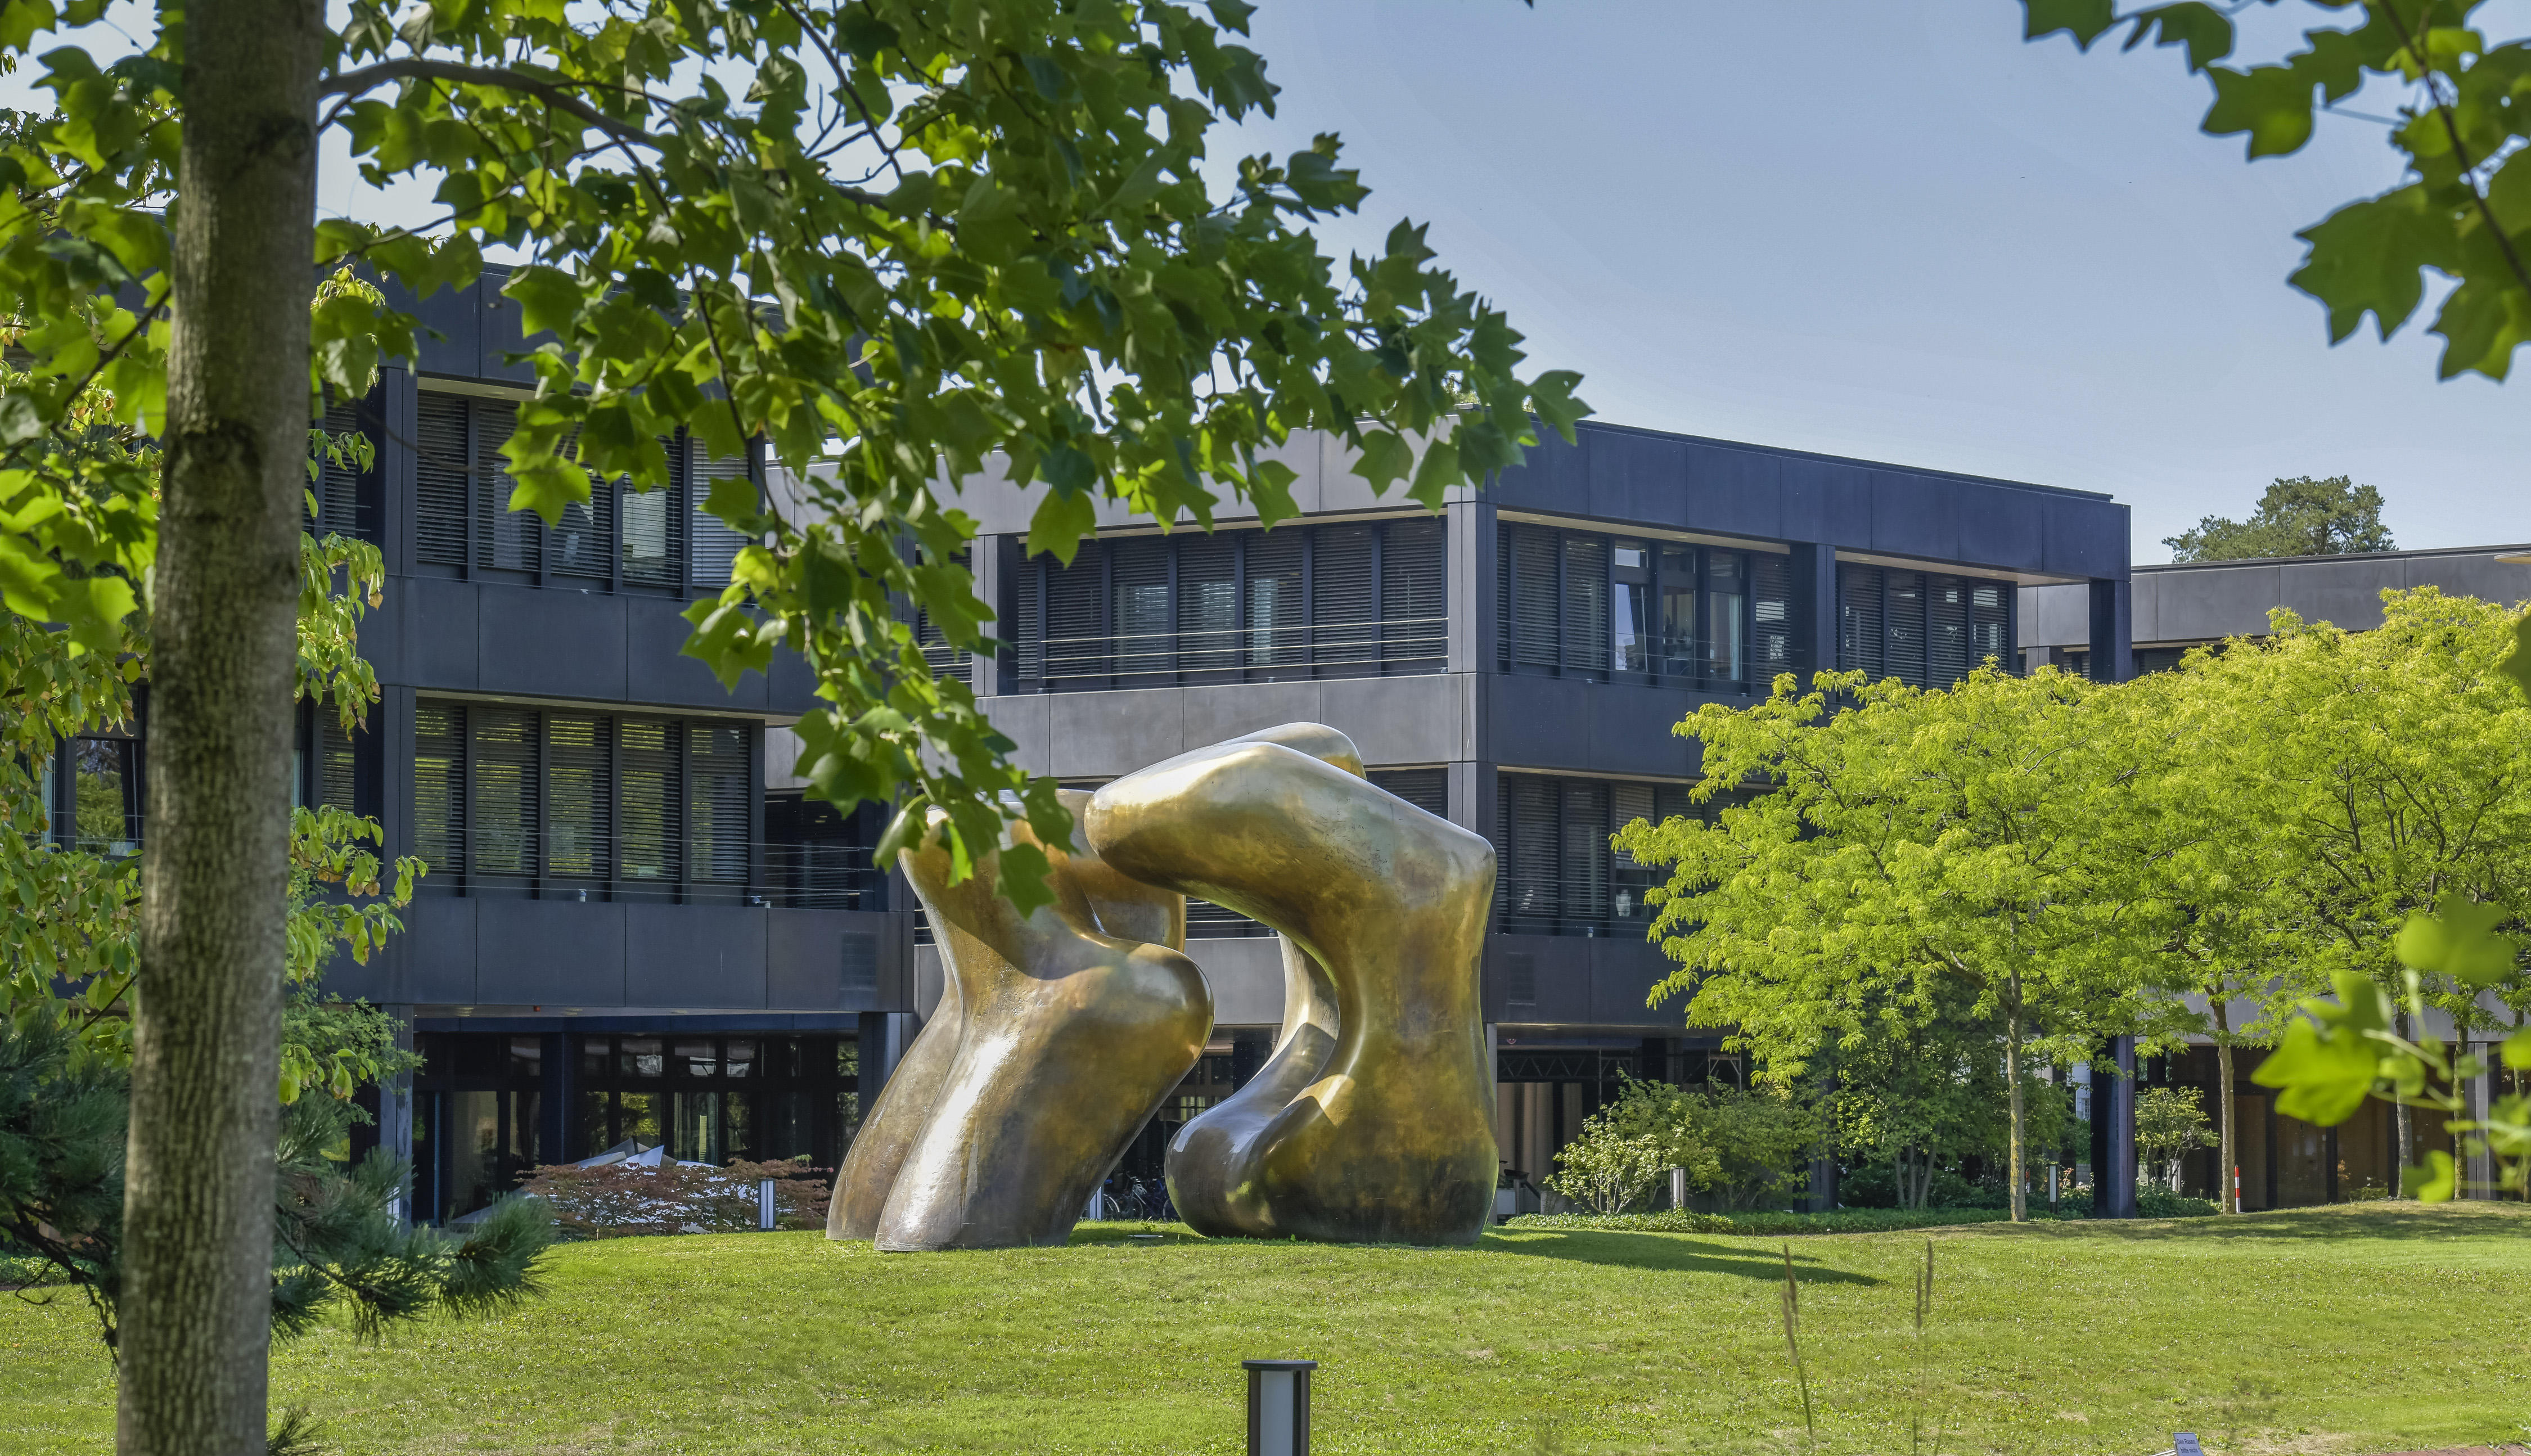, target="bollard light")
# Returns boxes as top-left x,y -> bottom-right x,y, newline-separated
757,1177 -> 777,1230
1243,1359 -> 1316,1456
